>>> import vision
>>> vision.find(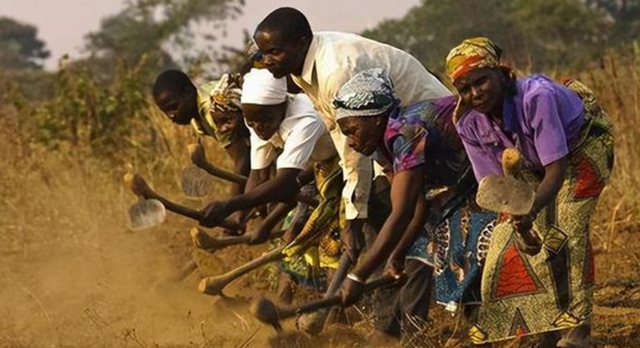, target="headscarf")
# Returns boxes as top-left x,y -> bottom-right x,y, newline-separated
241,68 -> 287,105
445,37 -> 502,82
210,73 -> 243,113
333,68 -> 400,120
